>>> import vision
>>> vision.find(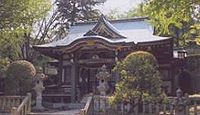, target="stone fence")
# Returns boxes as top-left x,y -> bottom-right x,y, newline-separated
81,94 -> 200,115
